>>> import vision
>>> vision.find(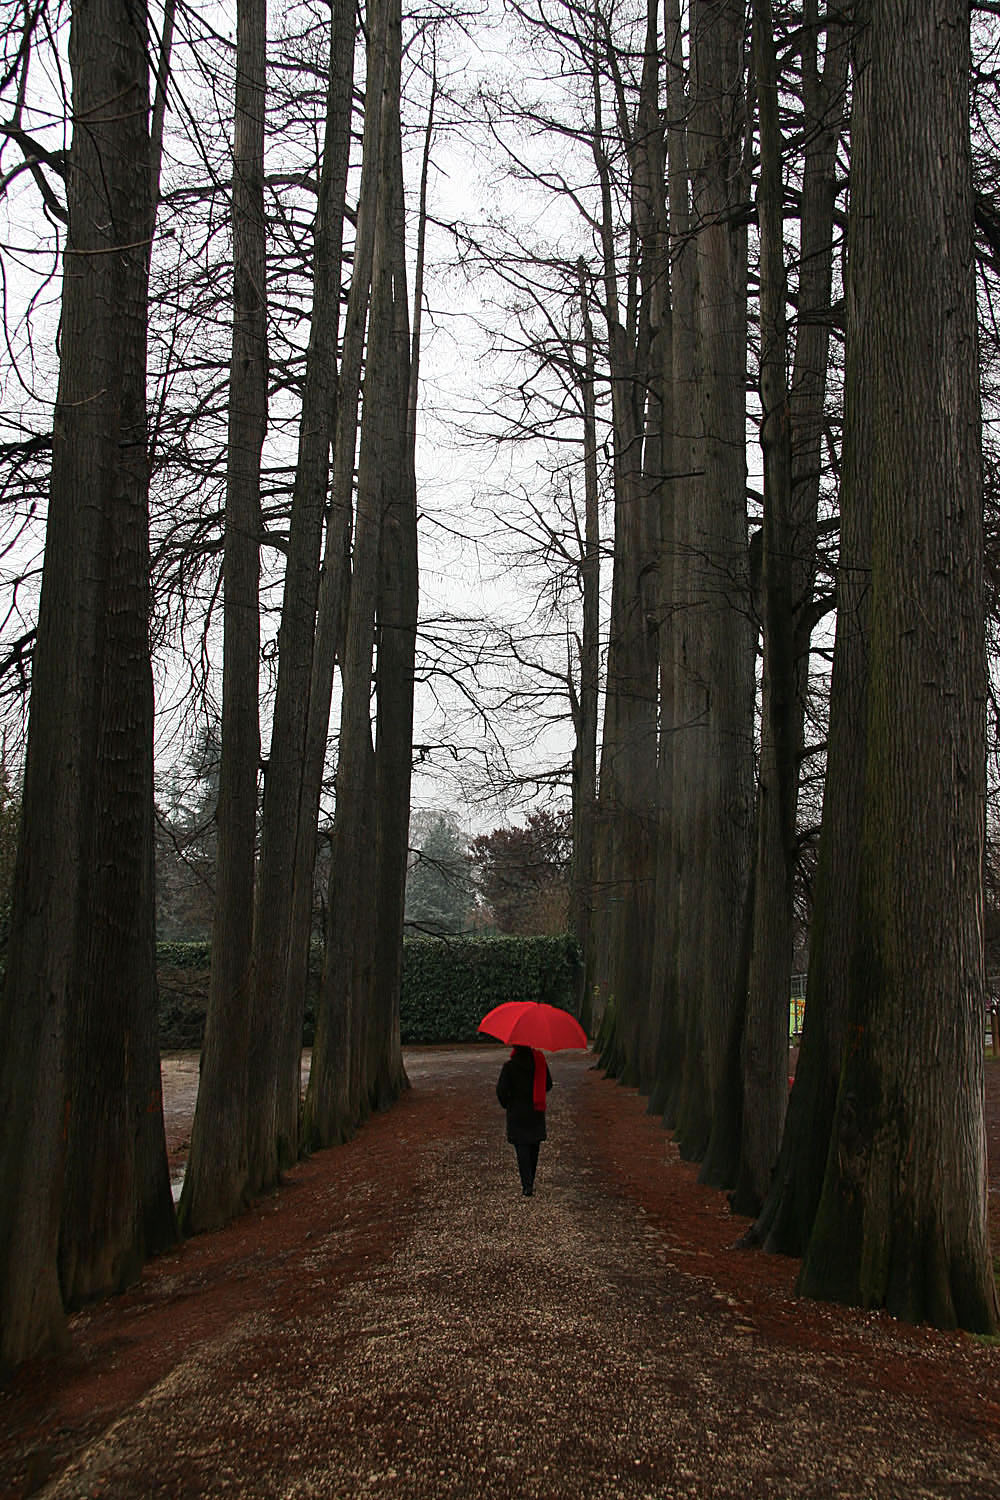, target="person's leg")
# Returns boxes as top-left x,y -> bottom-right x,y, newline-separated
527,1142 -> 540,1192
514,1144 -> 534,1195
